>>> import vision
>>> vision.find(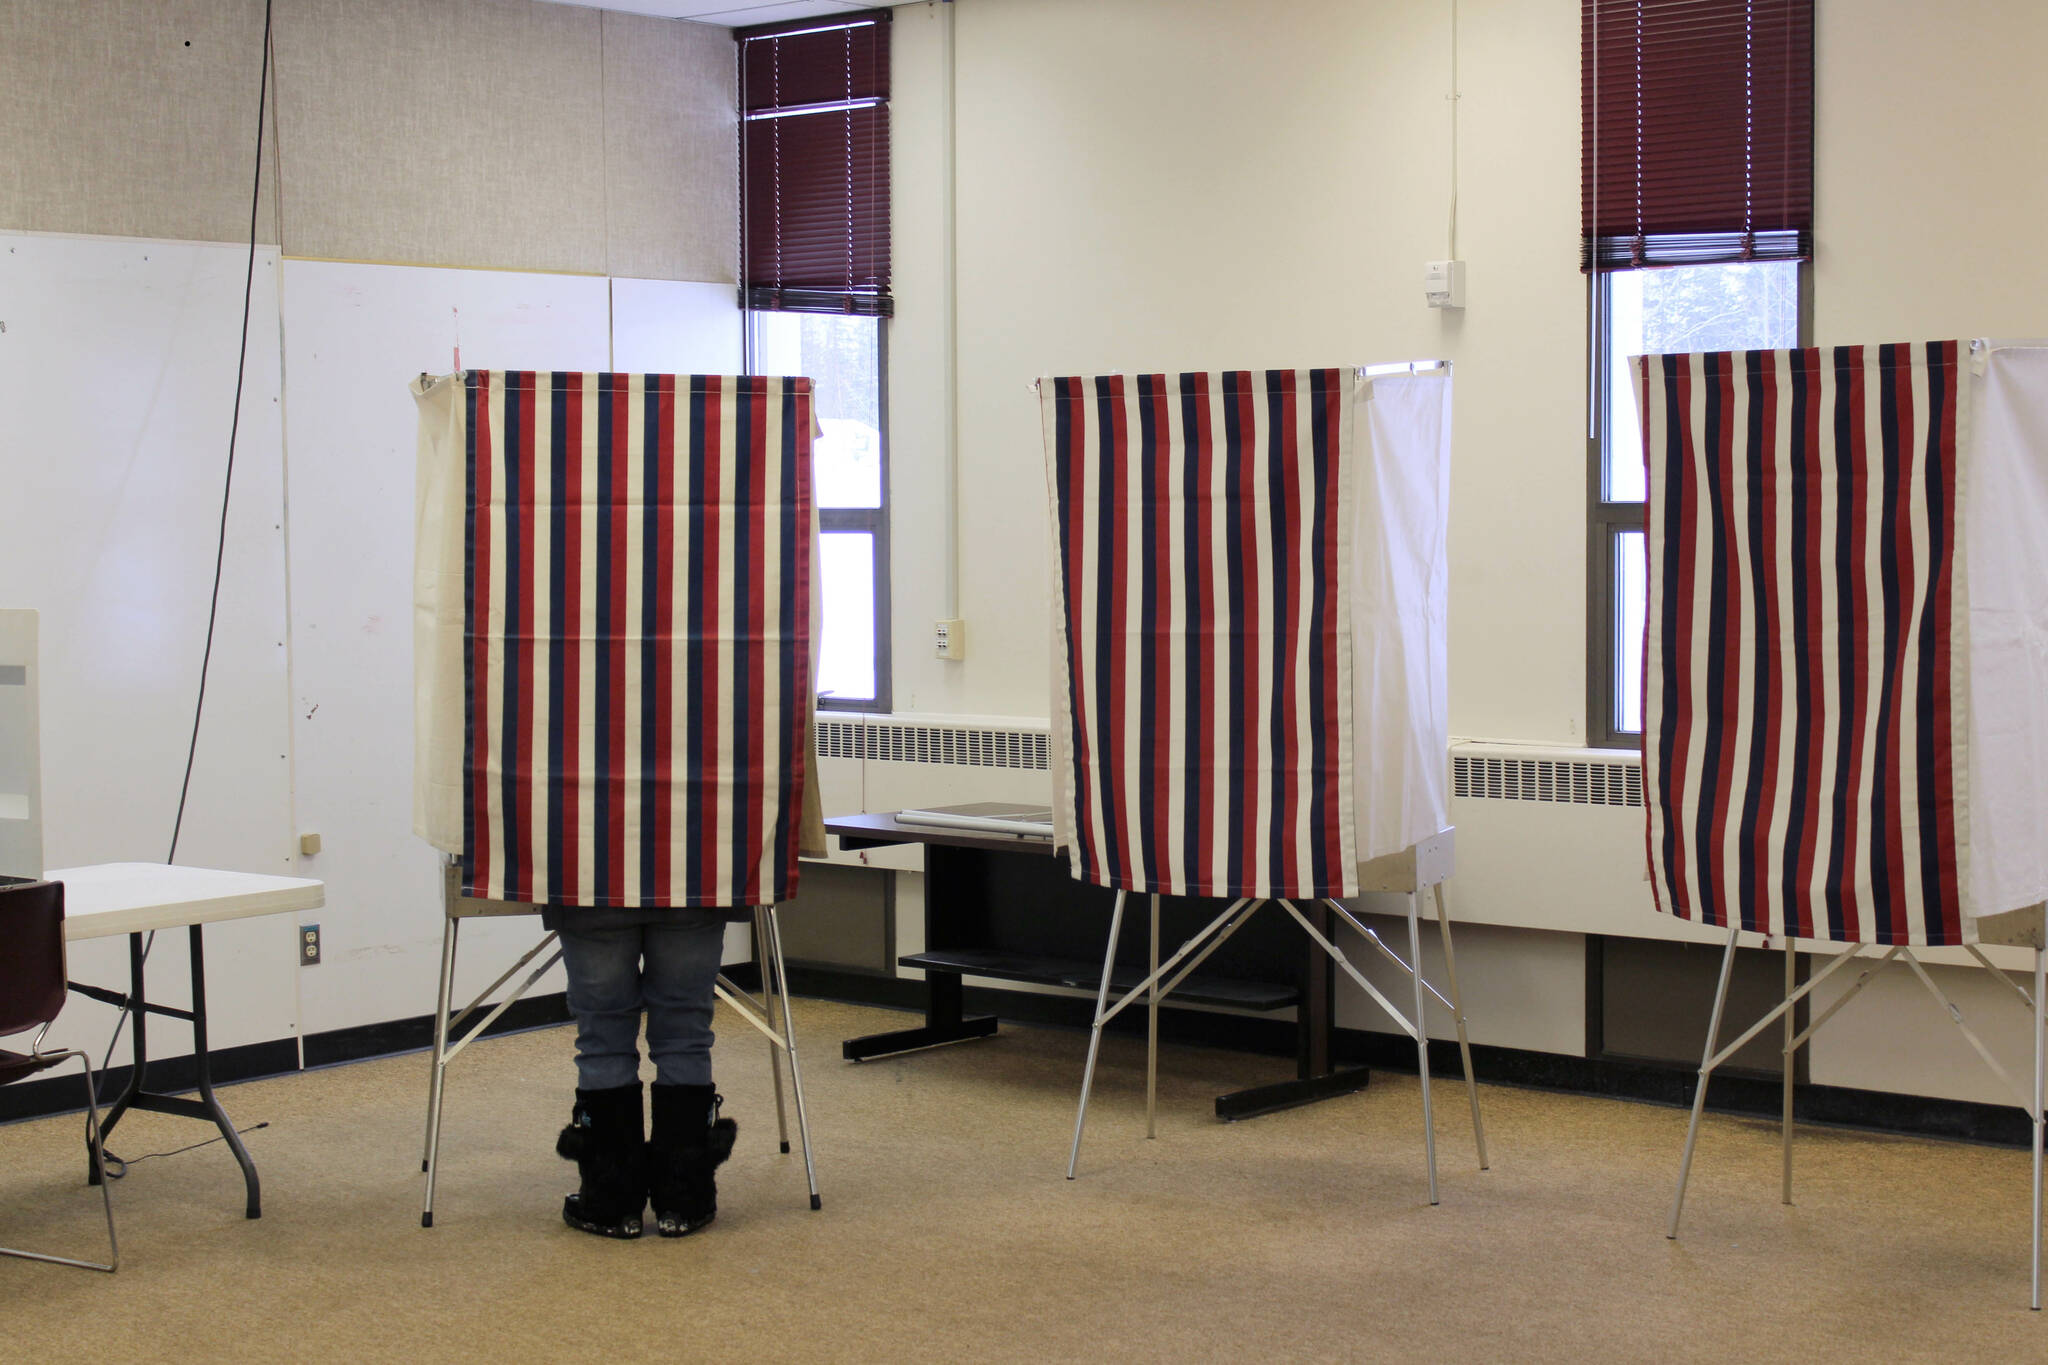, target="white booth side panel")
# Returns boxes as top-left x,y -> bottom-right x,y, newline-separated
1351,372 -> 1452,862
1964,343 -> 2048,919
